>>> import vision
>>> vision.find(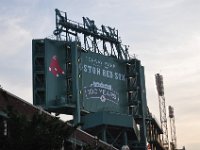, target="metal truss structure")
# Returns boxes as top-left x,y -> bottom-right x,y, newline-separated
169,106 -> 177,150
53,9 -> 129,60
155,74 -> 169,149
